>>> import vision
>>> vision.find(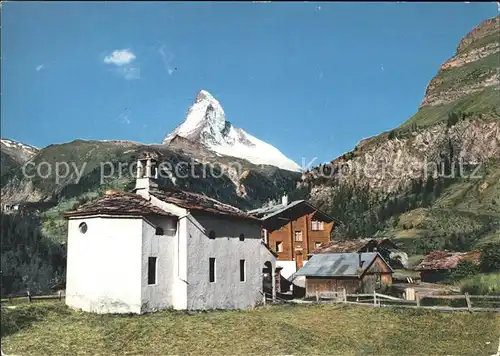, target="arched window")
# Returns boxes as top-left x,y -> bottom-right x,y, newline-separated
155,227 -> 164,236
208,230 -> 216,239
239,233 -> 245,241
78,222 -> 88,234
